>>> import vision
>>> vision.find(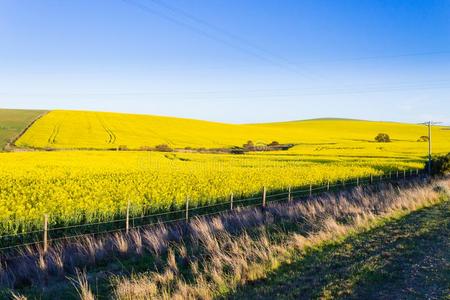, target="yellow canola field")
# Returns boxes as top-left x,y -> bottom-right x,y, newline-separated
0,150 -> 422,234
16,110 -> 450,152
4,110 -> 450,234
